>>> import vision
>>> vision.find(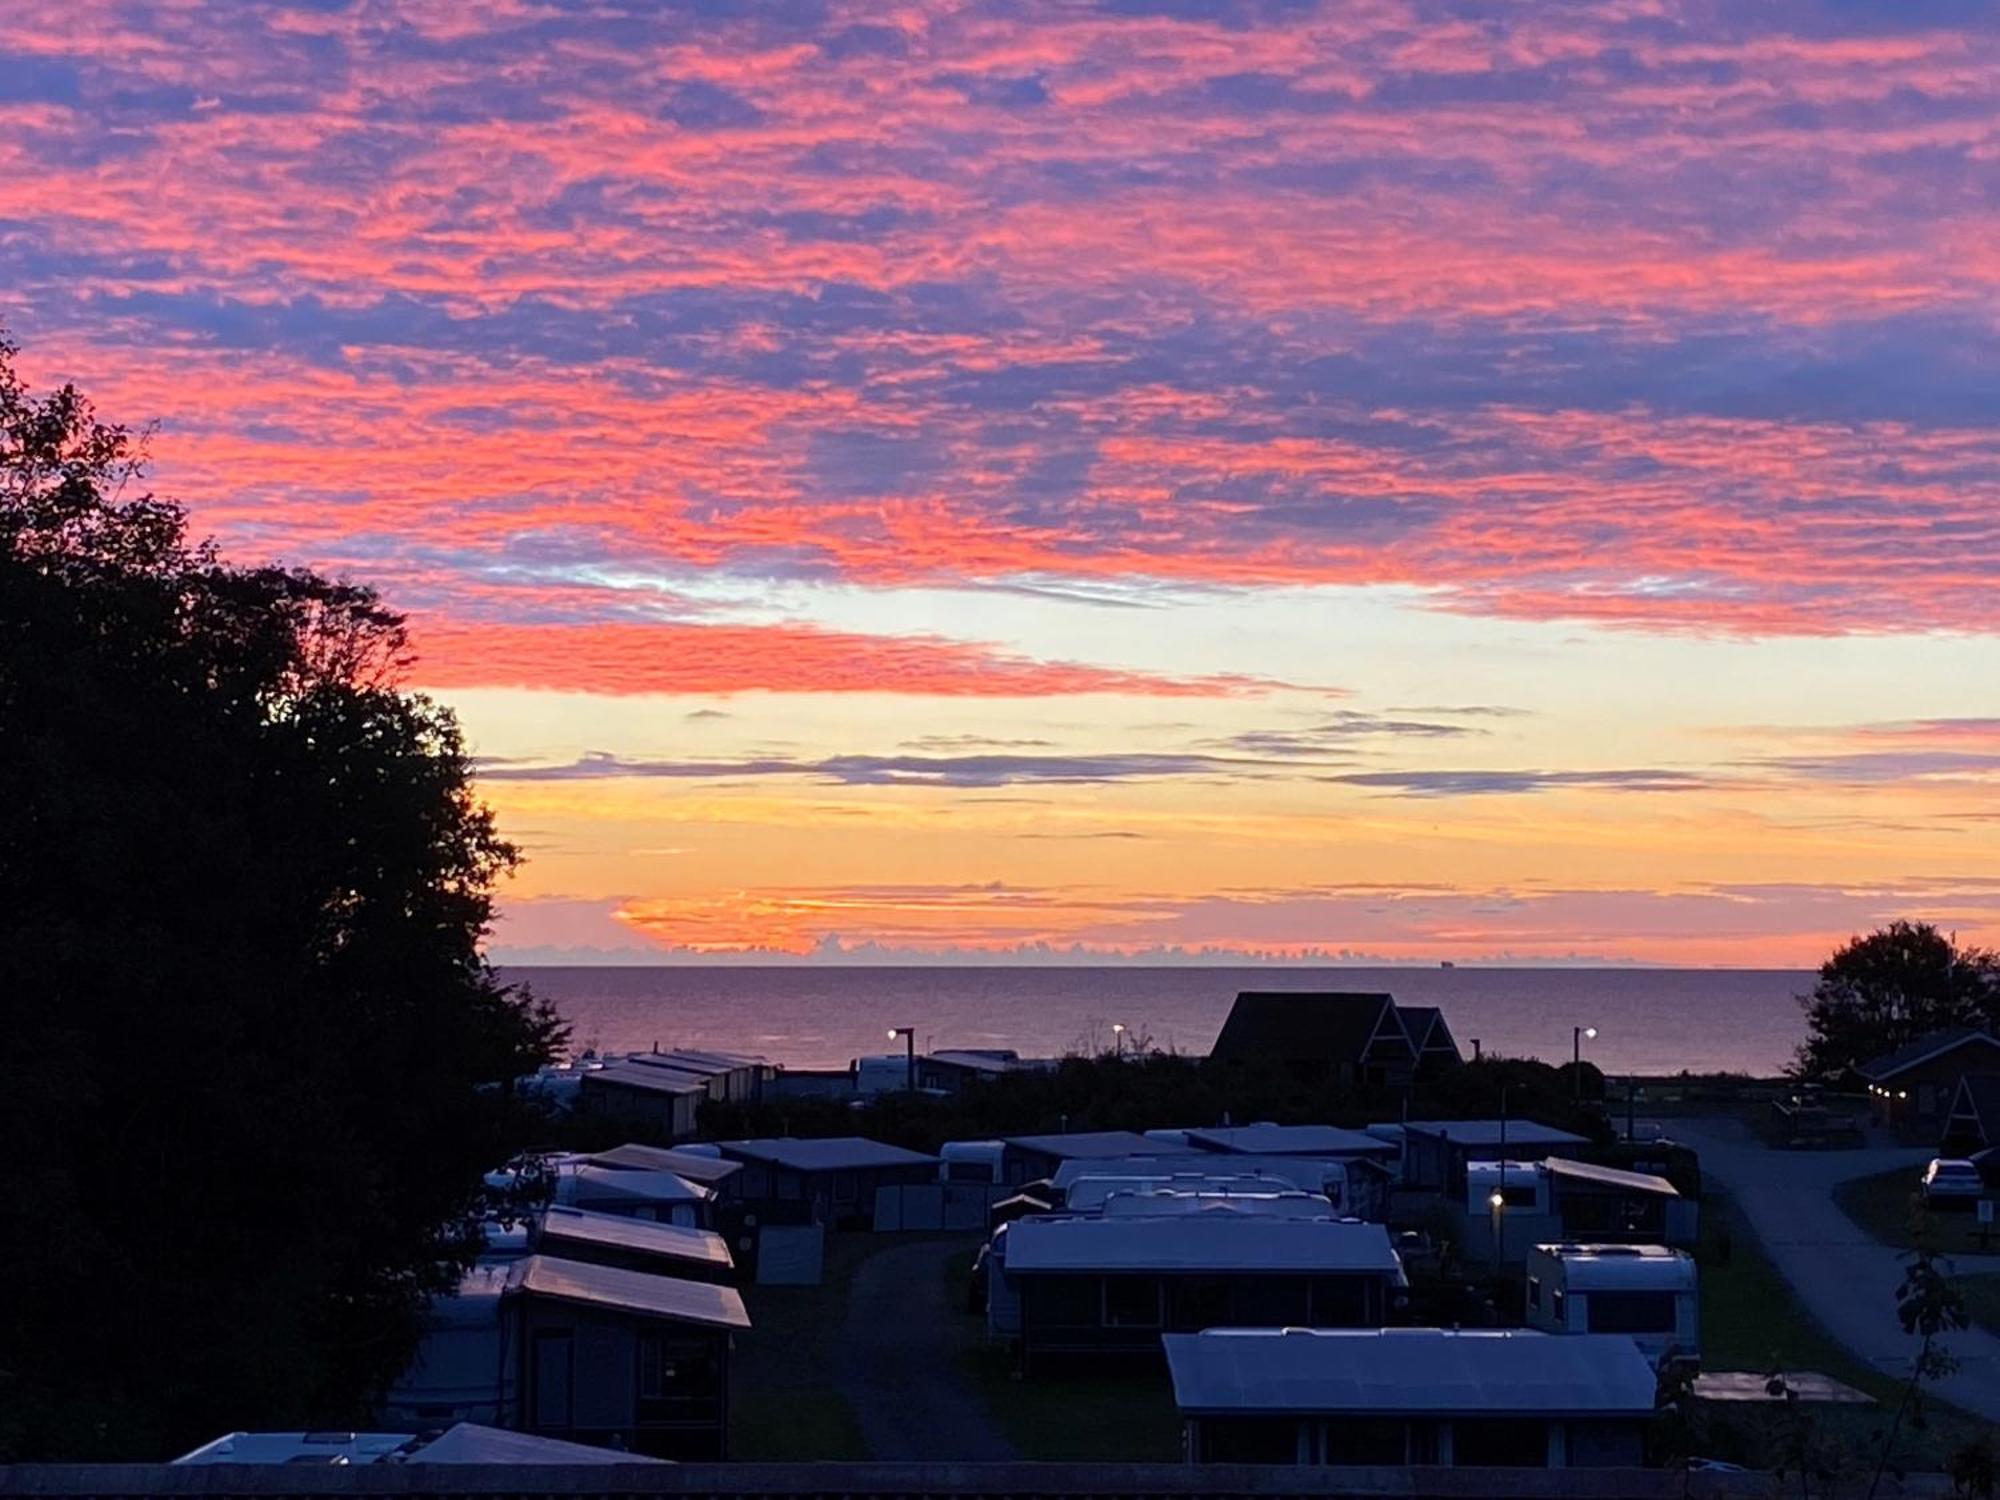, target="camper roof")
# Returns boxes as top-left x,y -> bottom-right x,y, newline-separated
1164,1328 -> 1657,1416
1183,1124 -> 1393,1157
1004,1214 -> 1401,1275
1401,1120 -> 1590,1147
1002,1130 -> 1164,1159
1051,1153 -> 1348,1191
1532,1242 -> 1696,1290
175,1432 -> 416,1465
